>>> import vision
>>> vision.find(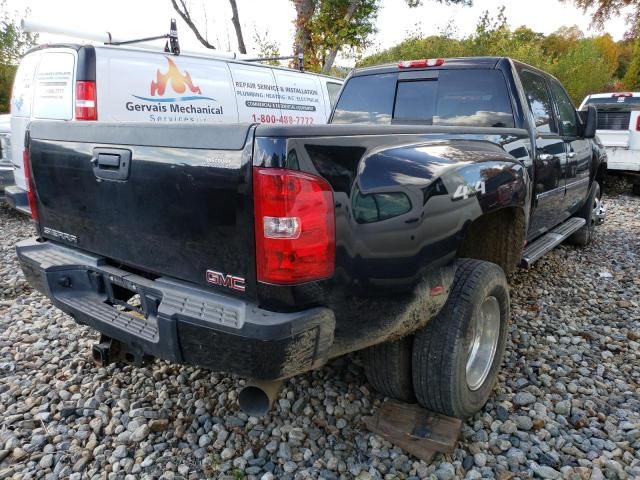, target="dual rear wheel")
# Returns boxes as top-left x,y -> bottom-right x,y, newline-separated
363,259 -> 510,419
